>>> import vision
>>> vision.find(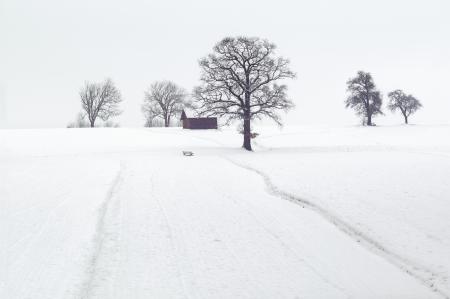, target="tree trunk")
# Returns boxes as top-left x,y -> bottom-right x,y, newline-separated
90,119 -> 95,127
164,117 -> 169,127
404,114 -> 408,124
243,116 -> 252,151
367,113 -> 372,126
243,78 -> 252,151
243,100 -> 252,151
